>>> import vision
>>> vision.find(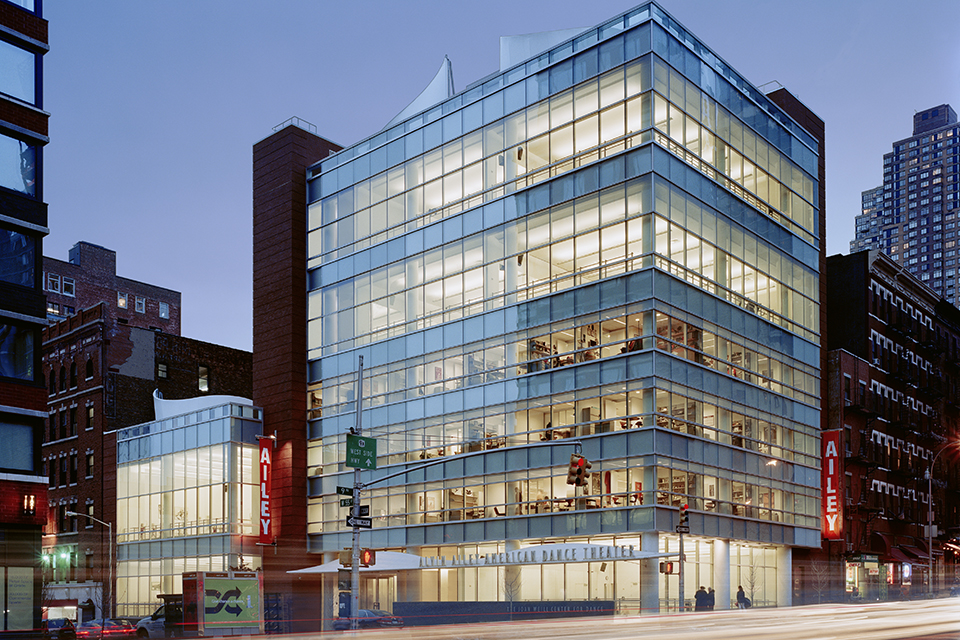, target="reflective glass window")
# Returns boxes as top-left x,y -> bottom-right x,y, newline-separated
0,38 -> 36,104
0,227 -> 35,286
0,133 -> 37,196
0,321 -> 35,381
